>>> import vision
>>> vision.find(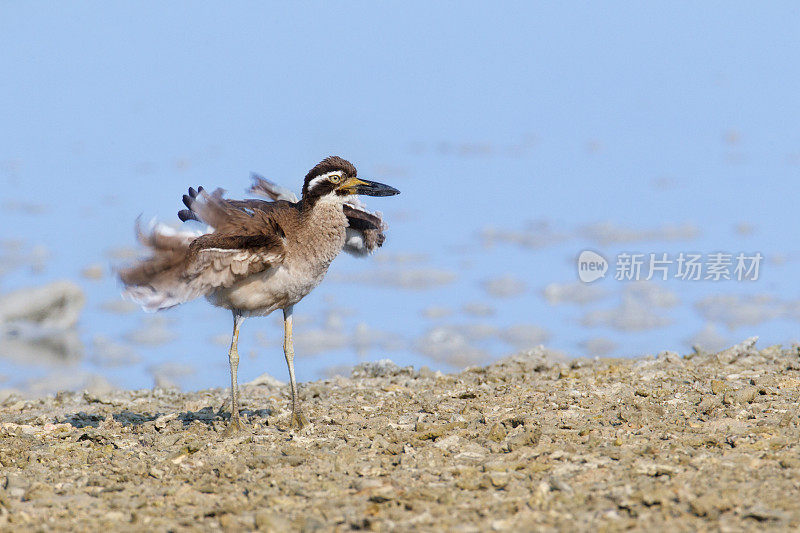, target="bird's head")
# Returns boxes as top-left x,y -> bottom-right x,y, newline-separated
302,156 -> 399,205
